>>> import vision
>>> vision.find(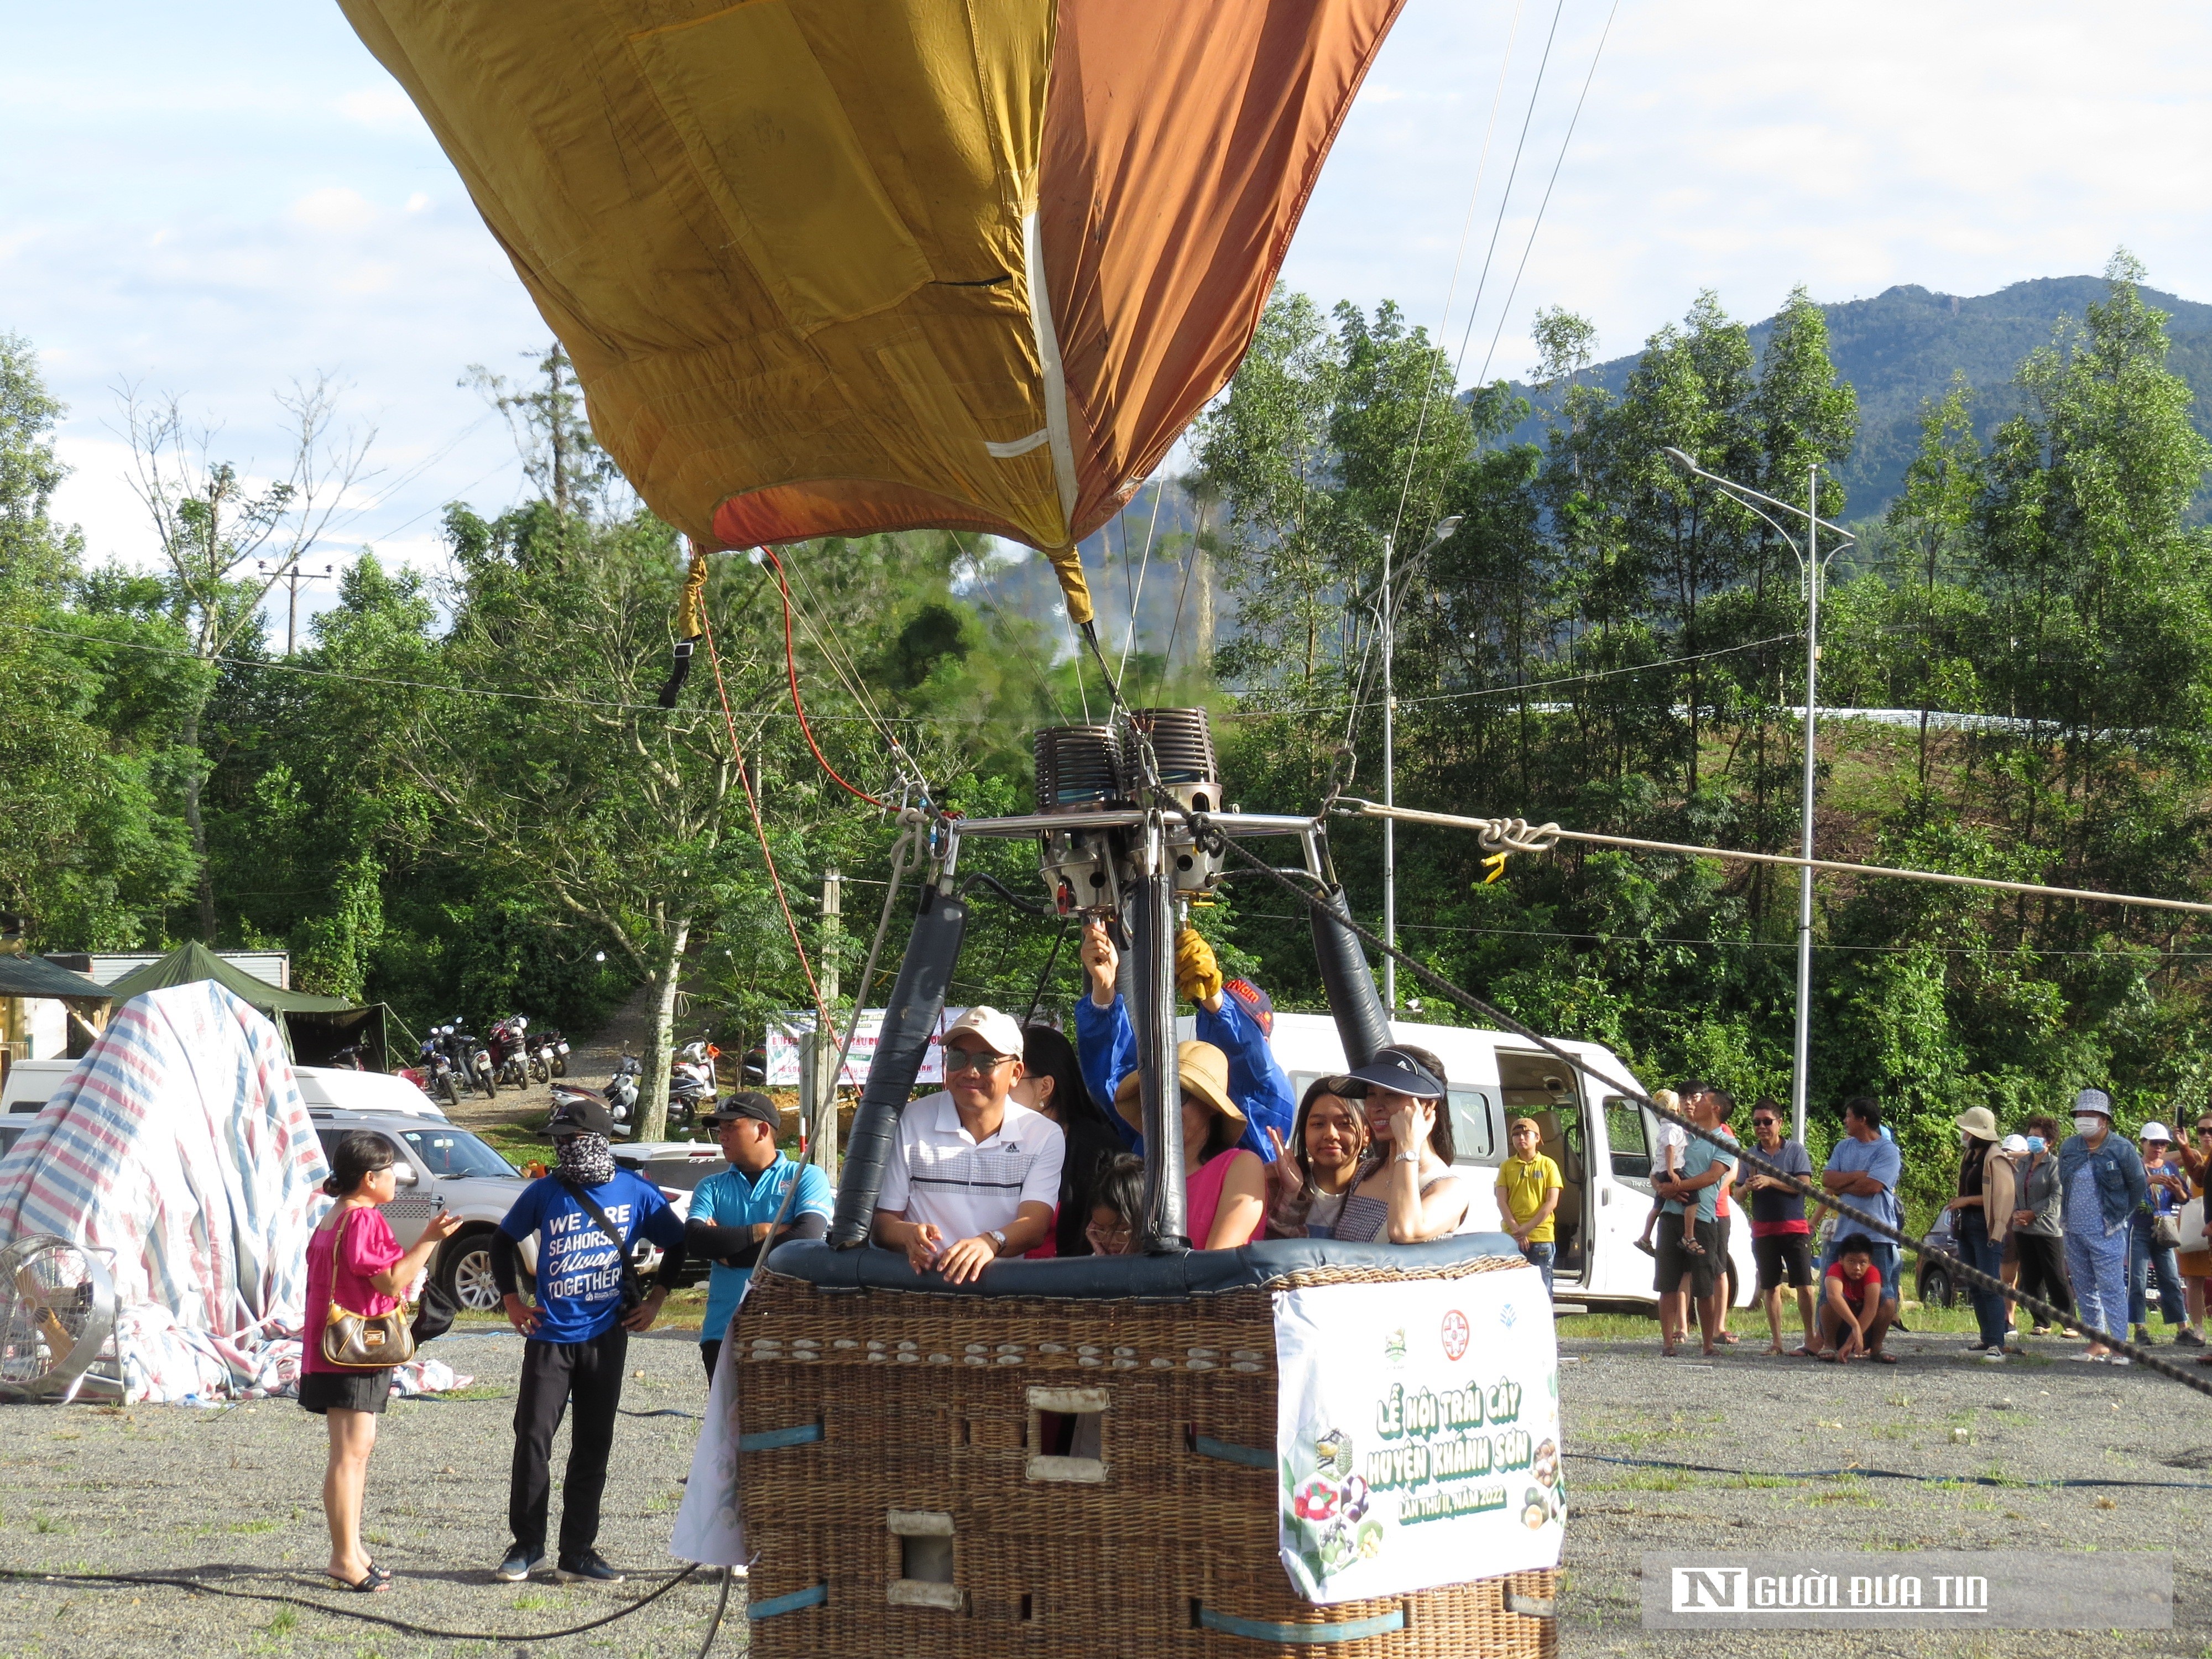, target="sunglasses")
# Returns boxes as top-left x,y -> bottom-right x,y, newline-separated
1751,1117 -> 1778,1128
943,1050 -> 1015,1074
